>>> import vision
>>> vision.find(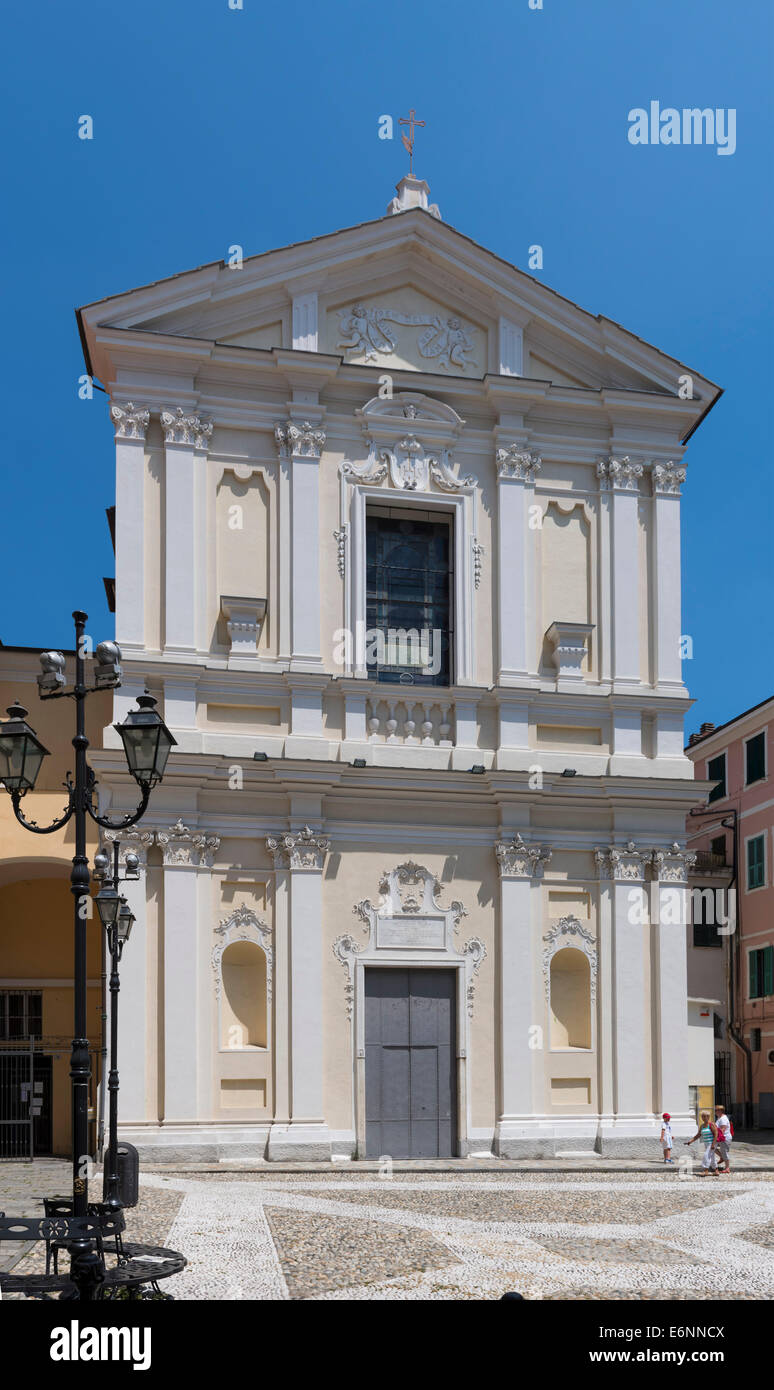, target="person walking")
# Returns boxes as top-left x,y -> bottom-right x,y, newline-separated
685,1111 -> 720,1175
714,1104 -> 733,1174
660,1112 -> 674,1164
